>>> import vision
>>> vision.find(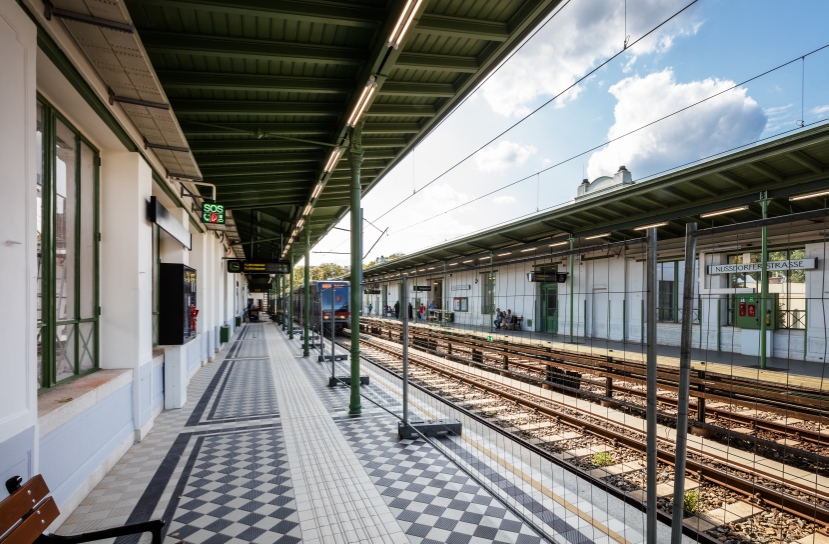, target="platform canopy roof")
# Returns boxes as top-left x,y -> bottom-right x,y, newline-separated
120,0 -> 565,261
363,124 -> 829,281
